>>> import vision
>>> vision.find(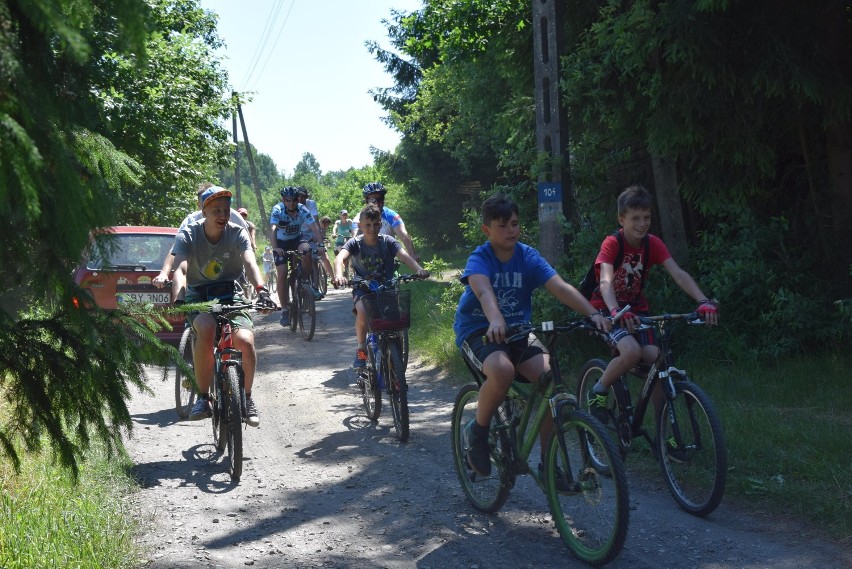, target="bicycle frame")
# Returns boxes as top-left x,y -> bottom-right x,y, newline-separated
607,314 -> 699,447
462,320 -> 596,487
